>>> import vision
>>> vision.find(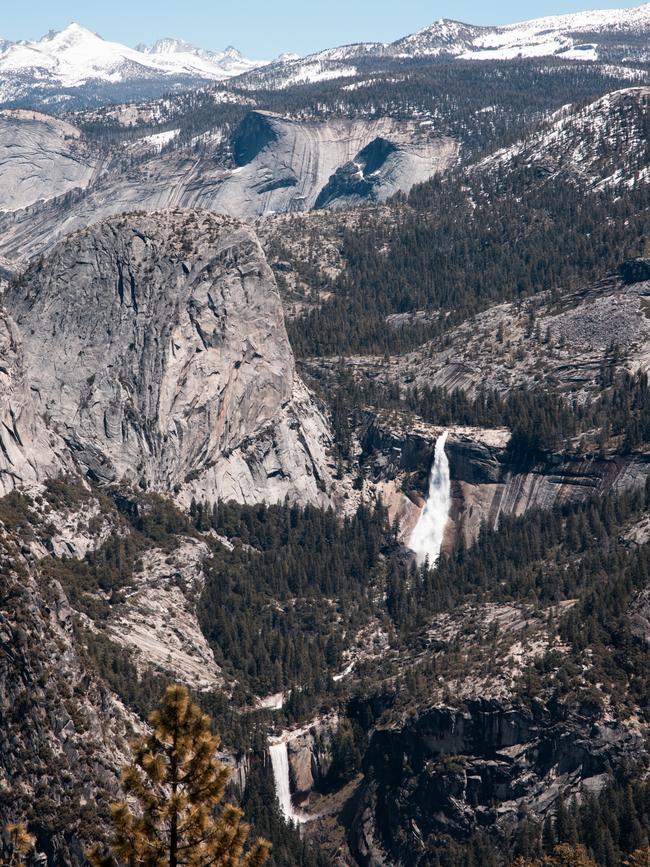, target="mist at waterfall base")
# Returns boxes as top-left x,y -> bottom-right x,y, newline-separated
409,432 -> 451,566
269,741 -> 309,826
